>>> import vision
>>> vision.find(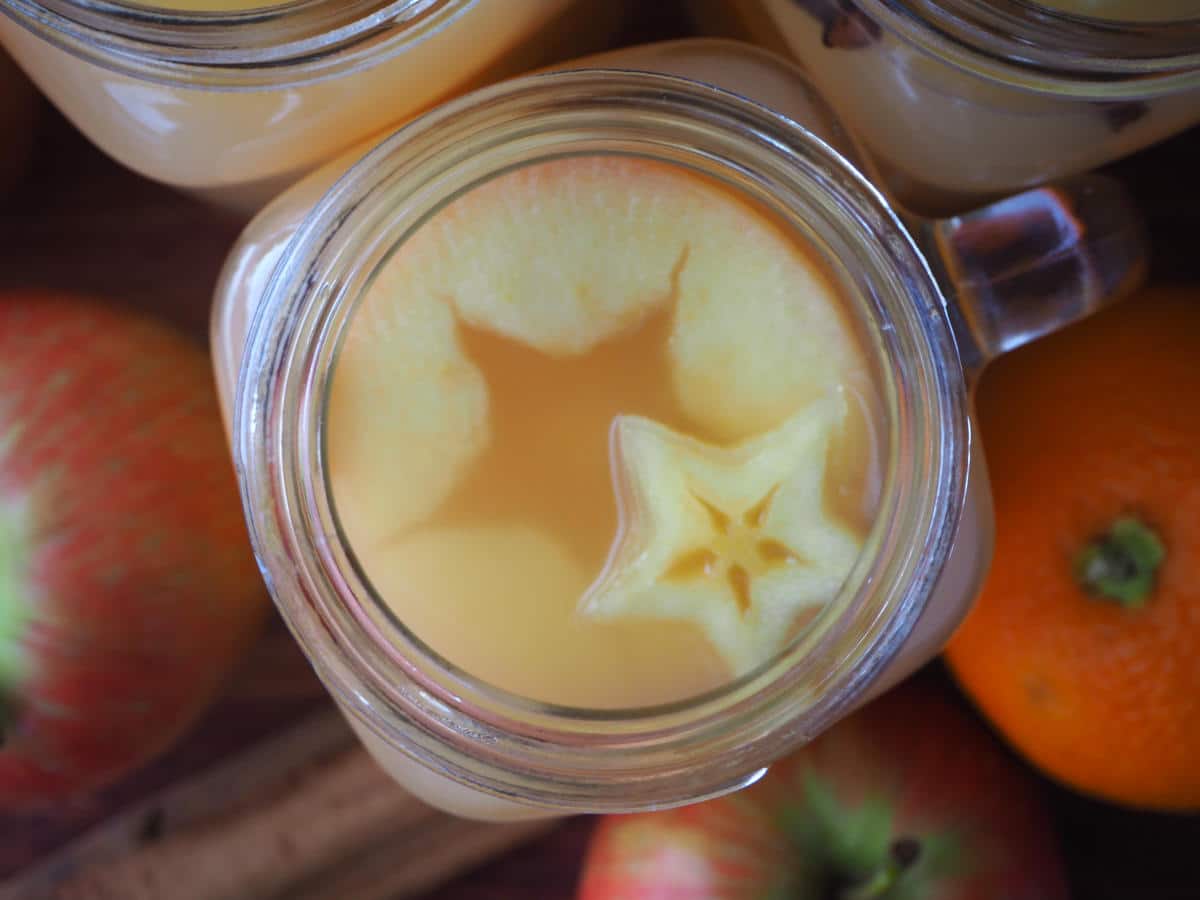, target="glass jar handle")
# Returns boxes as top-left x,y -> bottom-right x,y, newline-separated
914,175 -> 1148,382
